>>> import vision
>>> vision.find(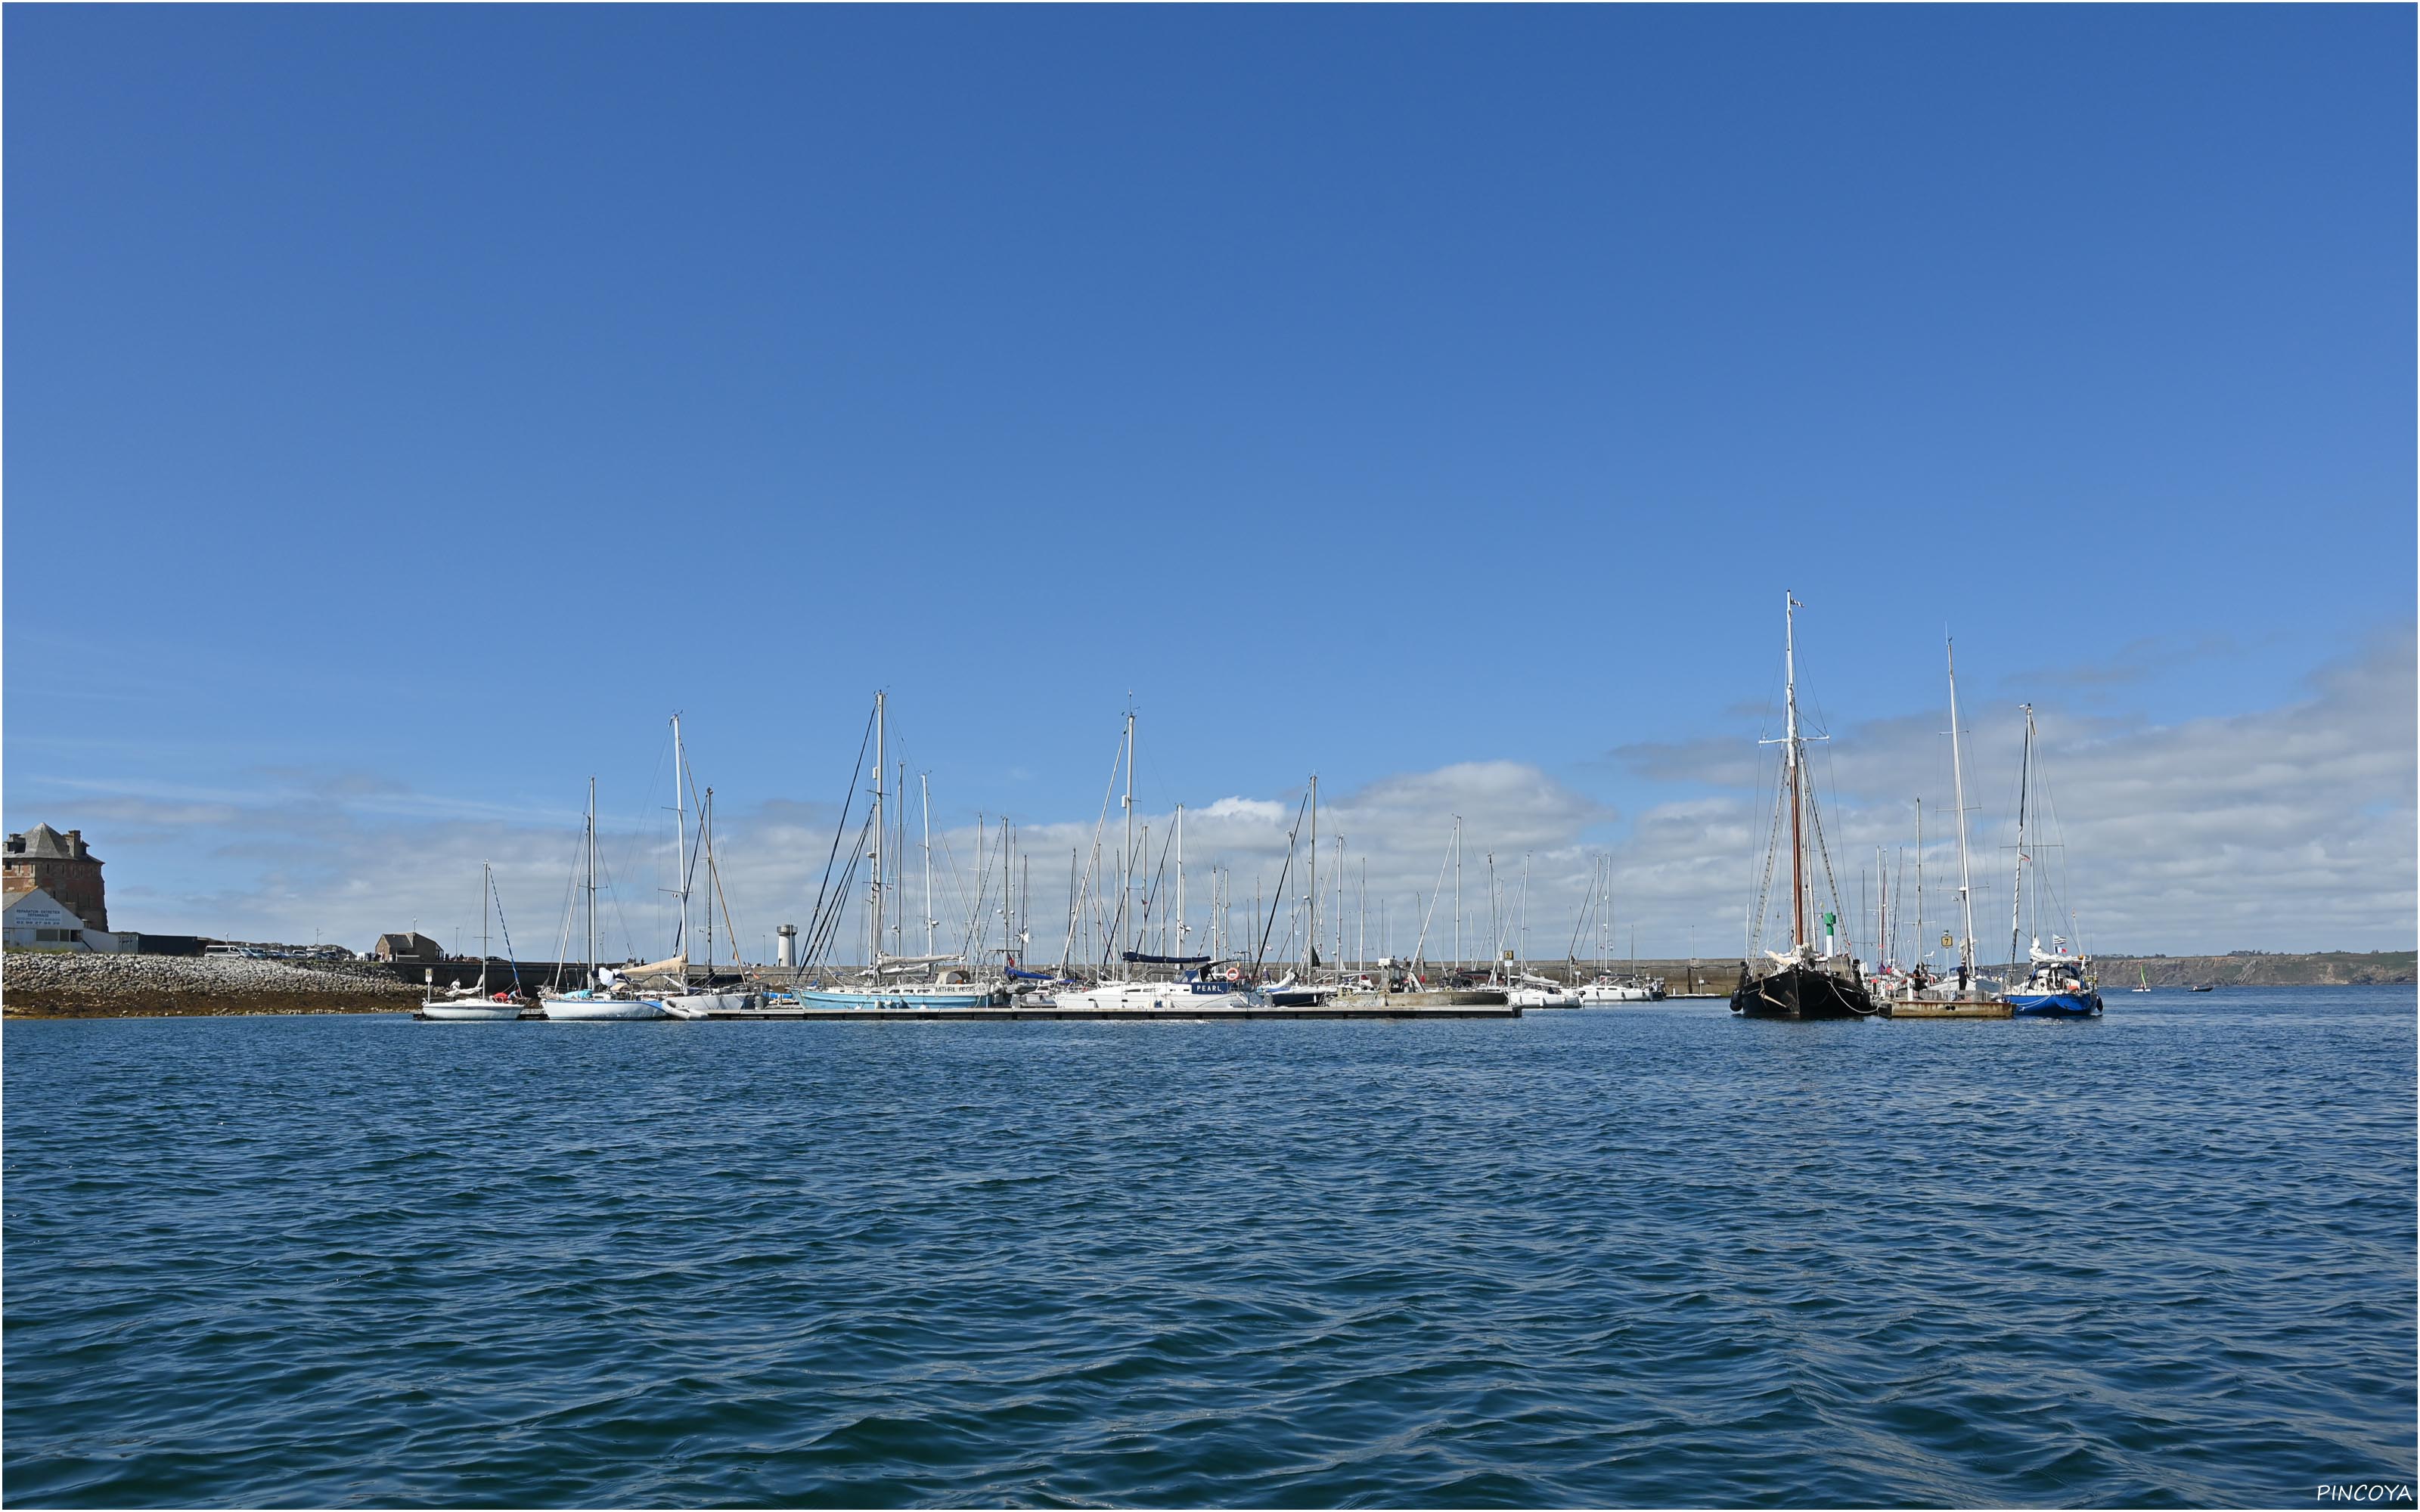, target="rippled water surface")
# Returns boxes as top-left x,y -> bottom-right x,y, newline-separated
6,991 -> 2414,1507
